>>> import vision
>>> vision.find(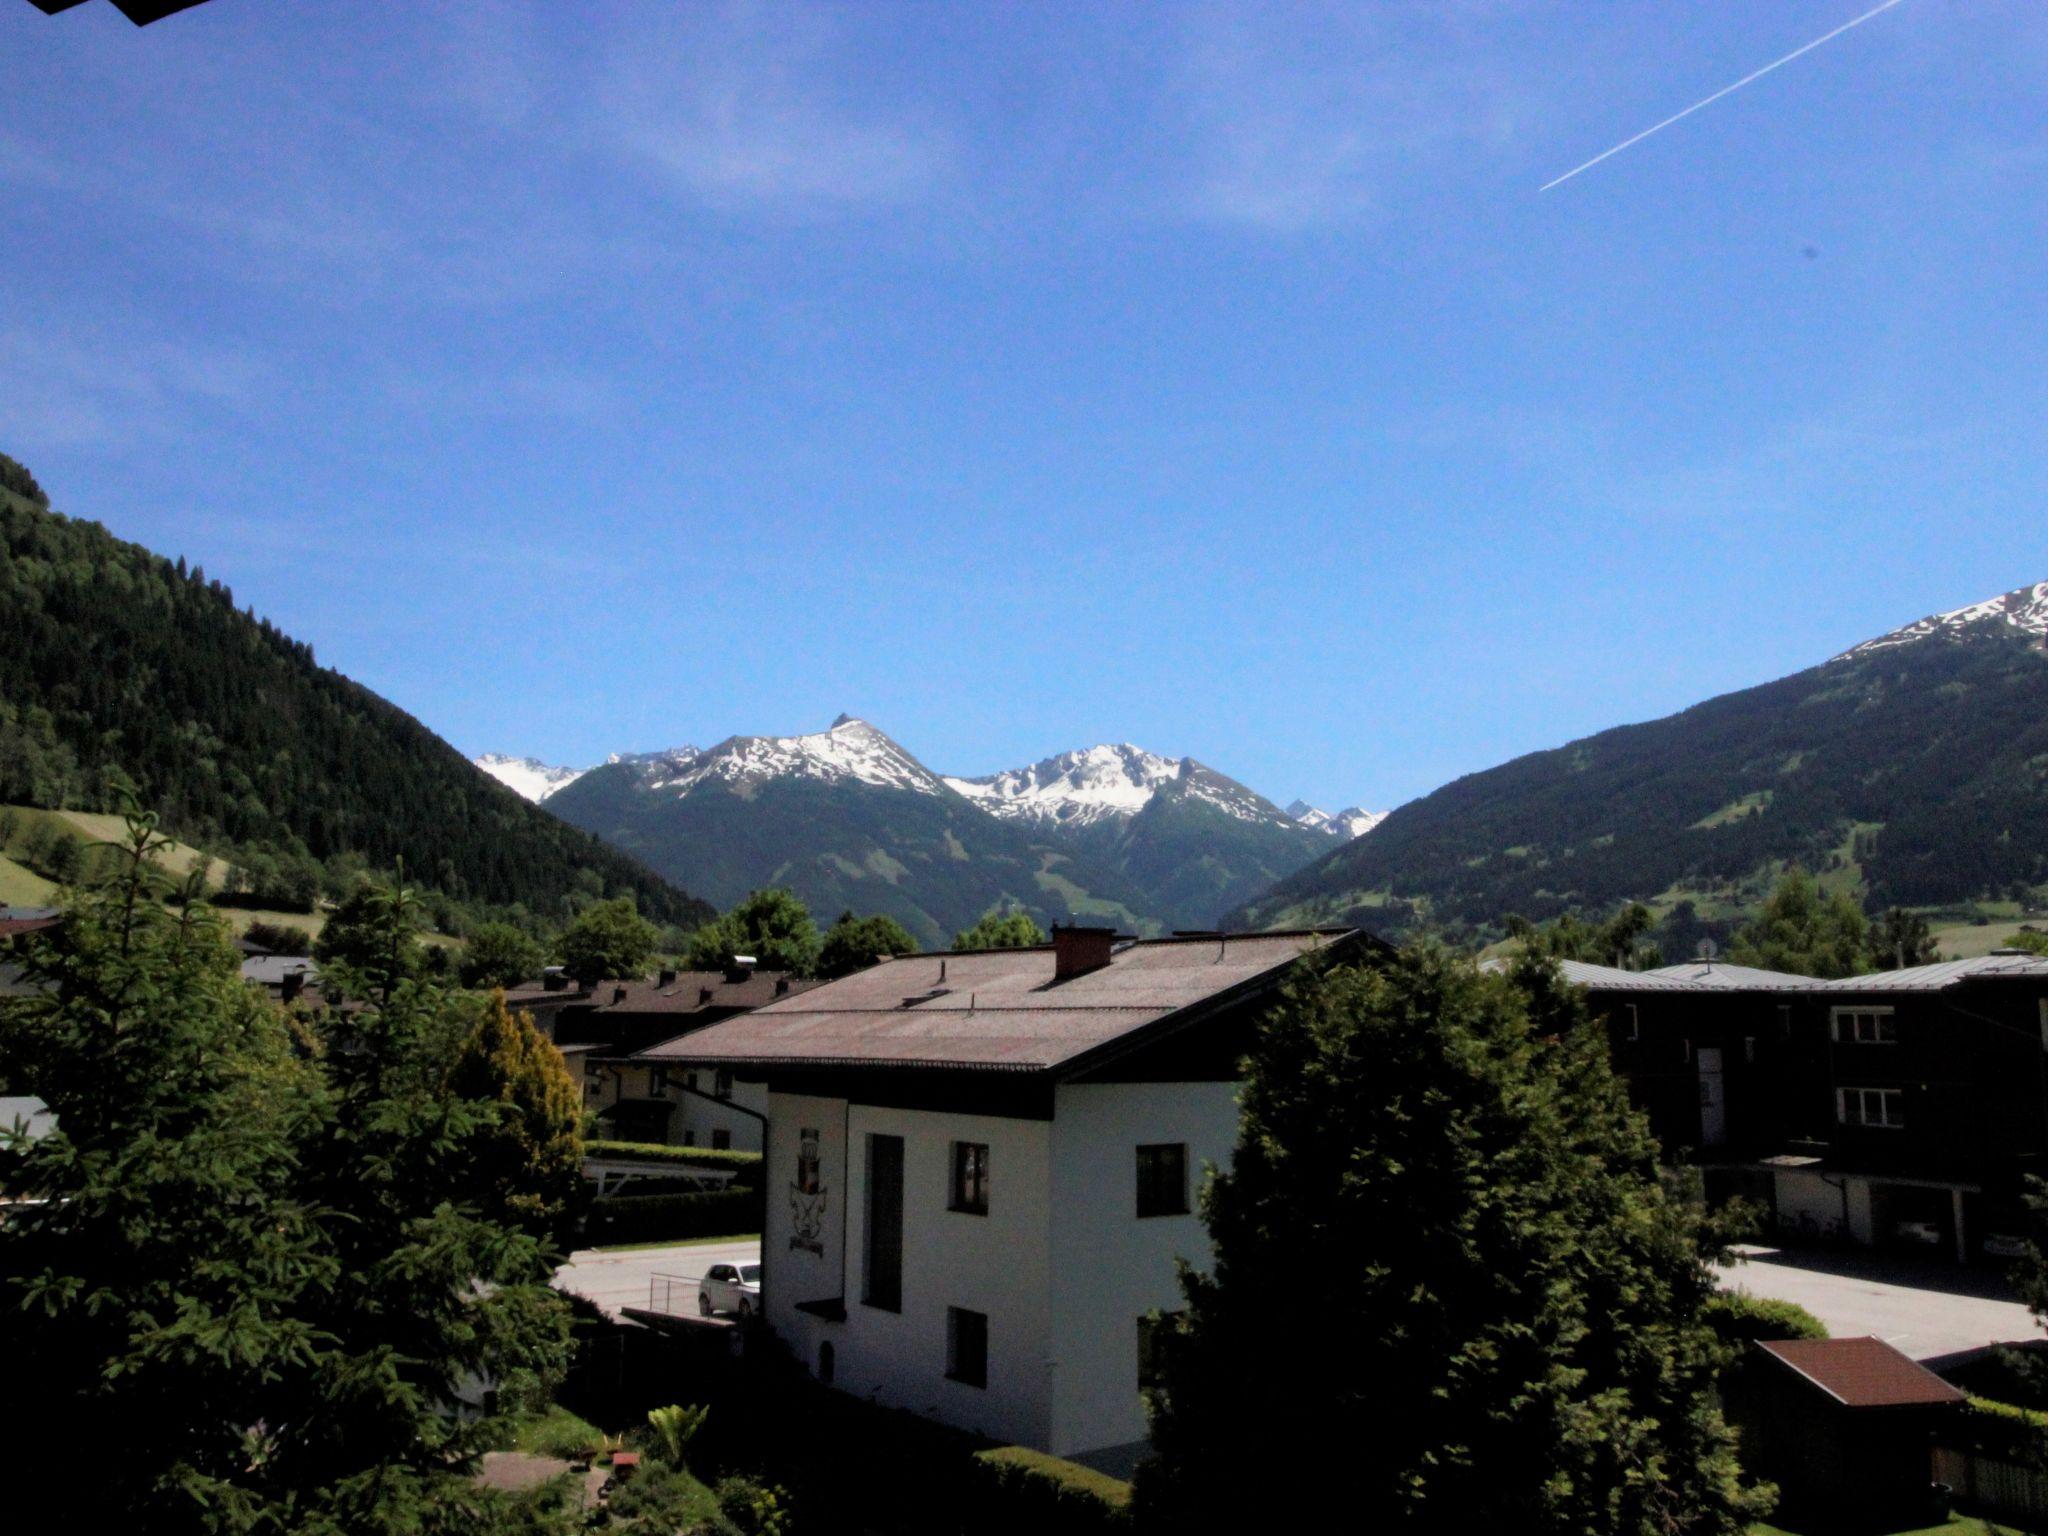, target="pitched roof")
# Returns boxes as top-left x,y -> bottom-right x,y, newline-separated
645,931 -> 1357,1073
0,906 -> 62,938
578,970 -> 816,1017
240,955 -> 319,987
1812,951 -> 2048,994
1646,960 -> 1819,989
1755,1337 -> 1966,1409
